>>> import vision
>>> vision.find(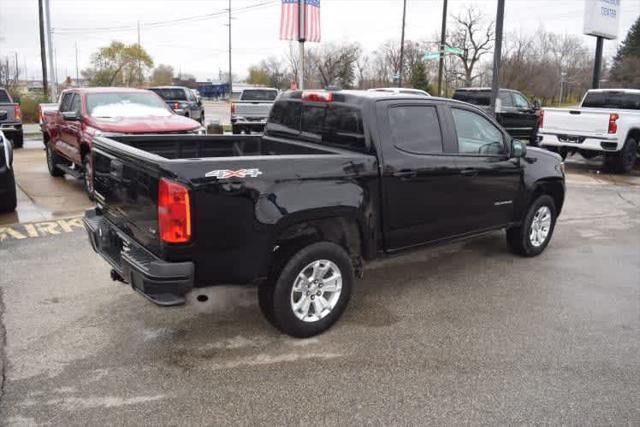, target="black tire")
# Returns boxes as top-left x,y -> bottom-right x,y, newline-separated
0,168 -> 17,213
12,131 -> 23,149
231,125 -> 241,135
606,137 -> 637,174
199,113 -> 205,125
507,194 -> 557,257
259,242 -> 354,338
82,155 -> 95,200
45,143 -> 64,177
